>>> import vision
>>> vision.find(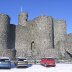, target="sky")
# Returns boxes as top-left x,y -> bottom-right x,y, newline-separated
0,0 -> 72,33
